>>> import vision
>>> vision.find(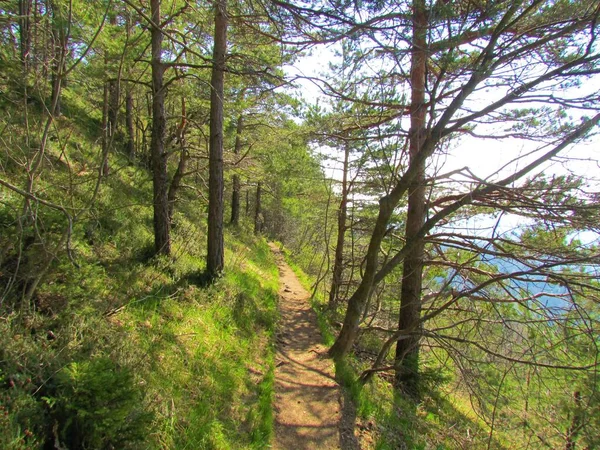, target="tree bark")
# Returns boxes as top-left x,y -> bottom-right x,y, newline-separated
254,181 -> 262,235
565,391 -> 582,450
101,76 -> 110,176
125,12 -> 135,161
245,189 -> 250,216
49,0 -> 66,117
206,0 -> 227,279
230,114 -> 244,225
328,192 -> 397,358
168,97 -> 188,221
125,86 -> 135,160
18,0 -> 32,70
329,0 -> 427,360
328,142 -> 350,310
108,78 -> 119,141
168,149 -> 188,222
107,13 -> 120,147
150,0 -> 170,256
394,0 -> 428,399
